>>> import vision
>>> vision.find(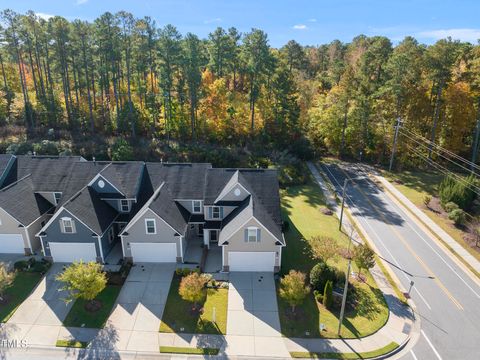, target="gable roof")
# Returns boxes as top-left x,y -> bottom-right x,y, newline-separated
98,162 -> 145,198
0,154 -> 16,188
63,186 -> 118,235
148,184 -> 189,235
0,175 -> 53,226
